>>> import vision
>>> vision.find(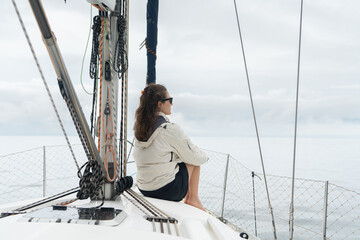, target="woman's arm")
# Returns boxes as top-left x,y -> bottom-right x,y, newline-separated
165,123 -> 208,166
